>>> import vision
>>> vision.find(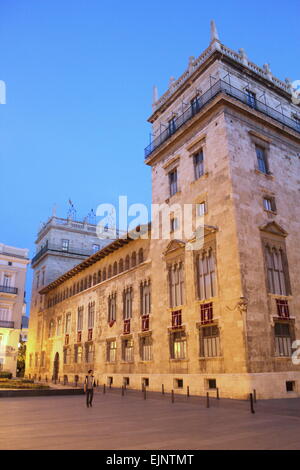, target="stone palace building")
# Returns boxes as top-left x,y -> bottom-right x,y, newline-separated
26,22 -> 300,398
